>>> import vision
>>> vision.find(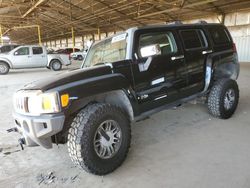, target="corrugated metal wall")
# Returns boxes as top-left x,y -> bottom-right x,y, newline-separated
233,36 -> 250,62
